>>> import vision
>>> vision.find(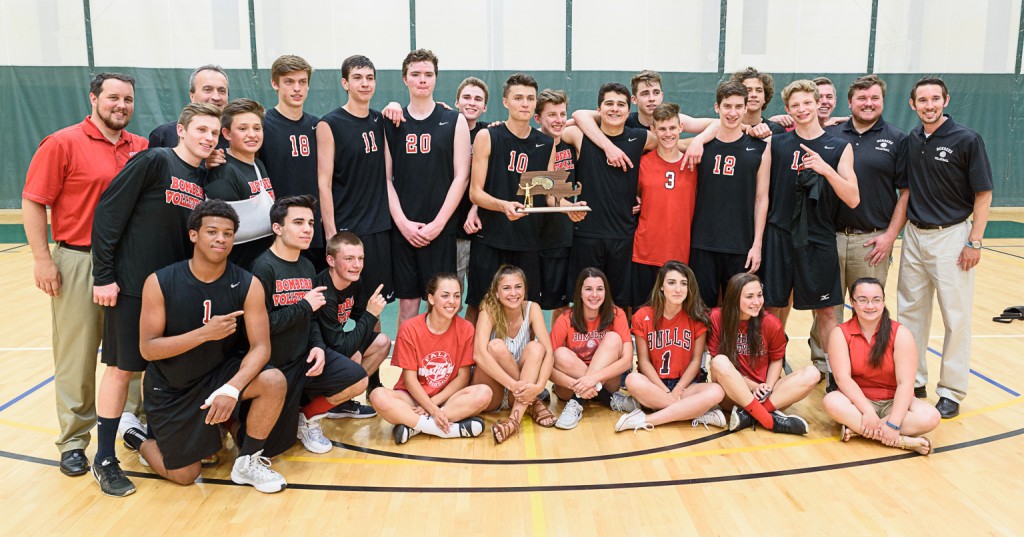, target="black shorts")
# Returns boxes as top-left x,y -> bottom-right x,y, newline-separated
689,248 -> 750,308
568,236 -> 632,308
762,224 -> 843,310
101,294 -> 147,372
336,330 -> 380,358
465,242 -> 542,307
301,246 -> 328,274
391,230 -> 457,300
144,358 -> 242,470
356,230 -> 395,304
249,348 -> 367,458
630,261 -> 661,309
538,247 -> 570,310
